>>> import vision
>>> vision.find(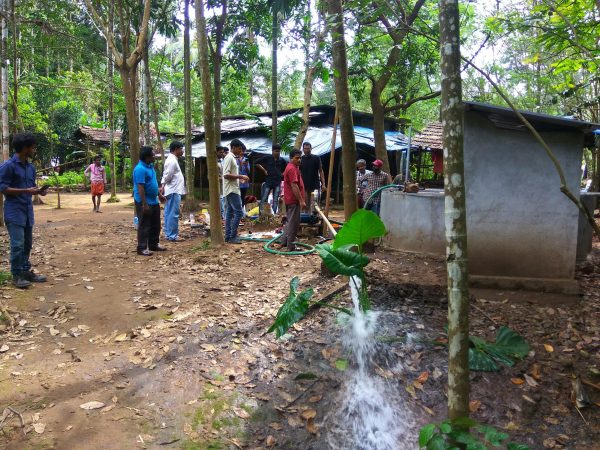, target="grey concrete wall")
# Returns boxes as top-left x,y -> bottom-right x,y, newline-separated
381,111 -> 584,285
463,111 -> 583,280
381,190 -> 445,254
